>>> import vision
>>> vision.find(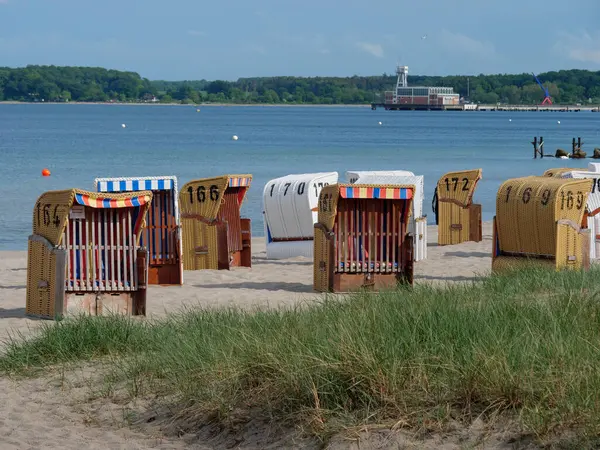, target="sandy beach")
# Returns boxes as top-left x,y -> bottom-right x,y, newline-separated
0,222 -> 494,449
